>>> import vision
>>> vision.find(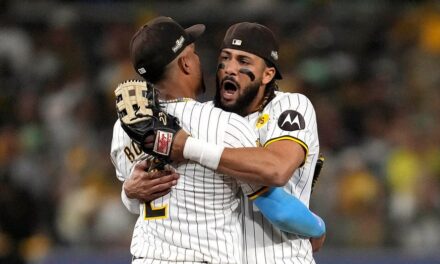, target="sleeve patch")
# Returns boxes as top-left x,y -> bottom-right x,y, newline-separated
278,110 -> 305,131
